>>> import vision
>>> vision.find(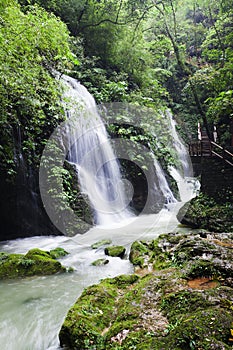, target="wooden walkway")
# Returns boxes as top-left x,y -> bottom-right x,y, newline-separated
189,139 -> 233,167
